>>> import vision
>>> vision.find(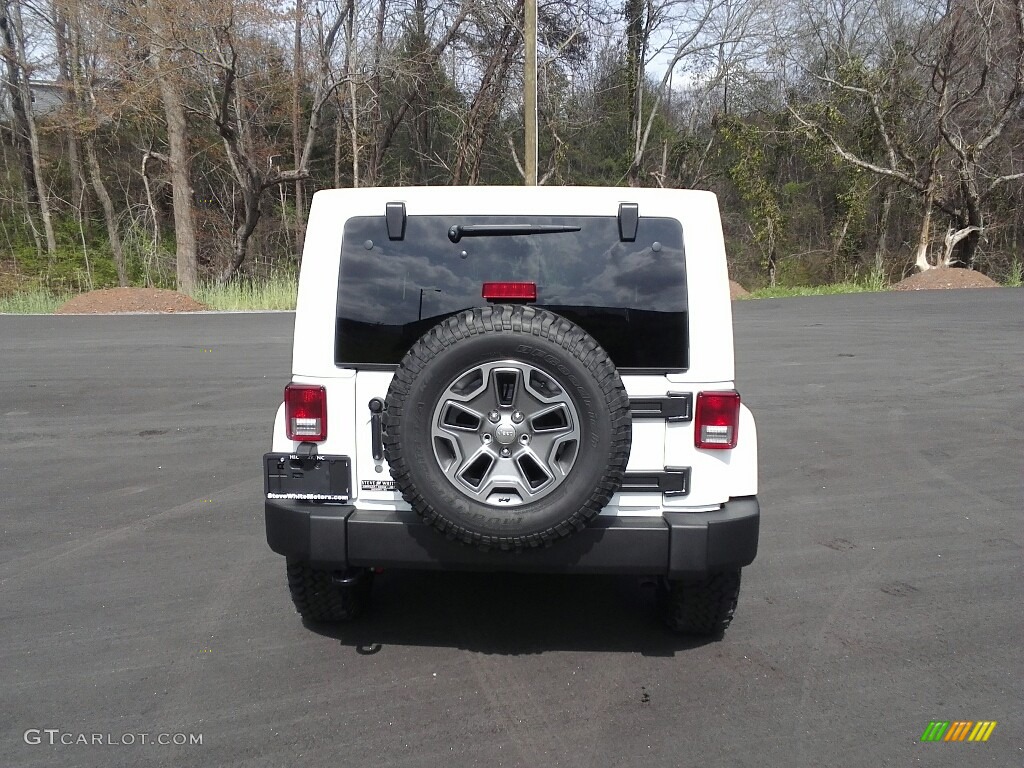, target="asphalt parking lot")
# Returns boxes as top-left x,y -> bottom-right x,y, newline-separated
1,288 -> 1021,767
